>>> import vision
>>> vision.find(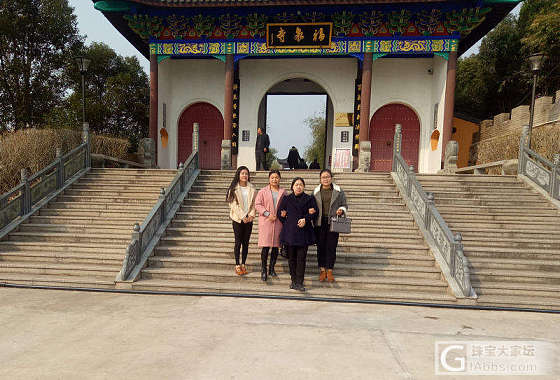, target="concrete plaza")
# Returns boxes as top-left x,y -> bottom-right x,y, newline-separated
0,288 -> 558,379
